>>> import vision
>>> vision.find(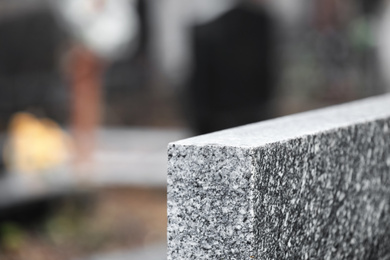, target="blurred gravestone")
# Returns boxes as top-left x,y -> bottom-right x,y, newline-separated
168,94 -> 390,259
0,9 -> 67,129
188,2 -> 276,134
